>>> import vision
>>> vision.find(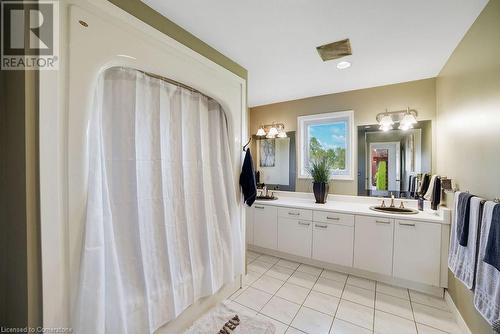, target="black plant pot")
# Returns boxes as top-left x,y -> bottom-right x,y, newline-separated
313,182 -> 329,204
